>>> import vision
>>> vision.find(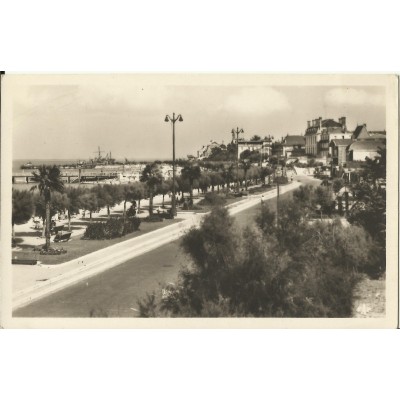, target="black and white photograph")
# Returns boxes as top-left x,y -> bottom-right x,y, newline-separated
0,74 -> 398,327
